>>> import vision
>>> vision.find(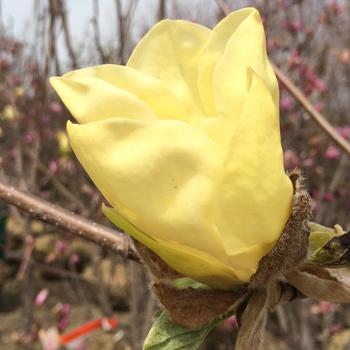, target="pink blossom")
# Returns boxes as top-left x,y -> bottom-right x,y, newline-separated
311,199 -> 319,213
24,131 -> 35,144
35,288 -> 49,306
284,149 -> 300,168
323,192 -> 334,201
49,160 -> 59,174
302,157 -> 314,167
42,115 -> 50,124
325,145 -> 341,160
288,50 -> 302,68
226,315 -> 237,329
339,49 -> 350,64
0,57 -> 9,69
328,324 -> 342,336
314,79 -> 327,93
9,148 -> 18,160
49,102 -> 62,113
328,1 -> 342,16
311,301 -> 336,315
336,126 -> 350,139
56,240 -> 68,255
281,95 -> 294,112
70,254 -> 80,266
57,303 -> 71,332
314,102 -> 325,112
292,19 -> 303,32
